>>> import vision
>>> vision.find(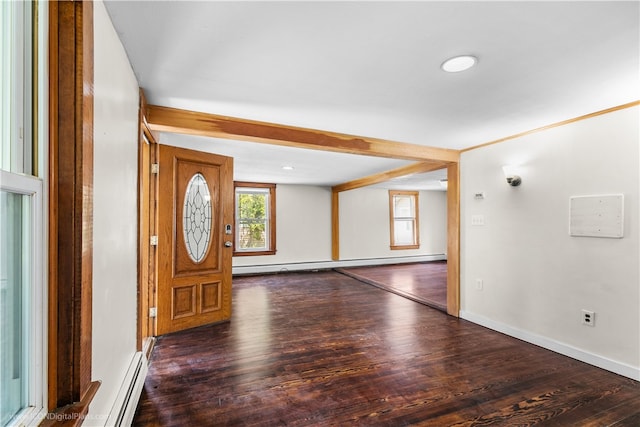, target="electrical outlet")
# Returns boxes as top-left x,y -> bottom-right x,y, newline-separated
582,309 -> 595,327
475,279 -> 483,291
